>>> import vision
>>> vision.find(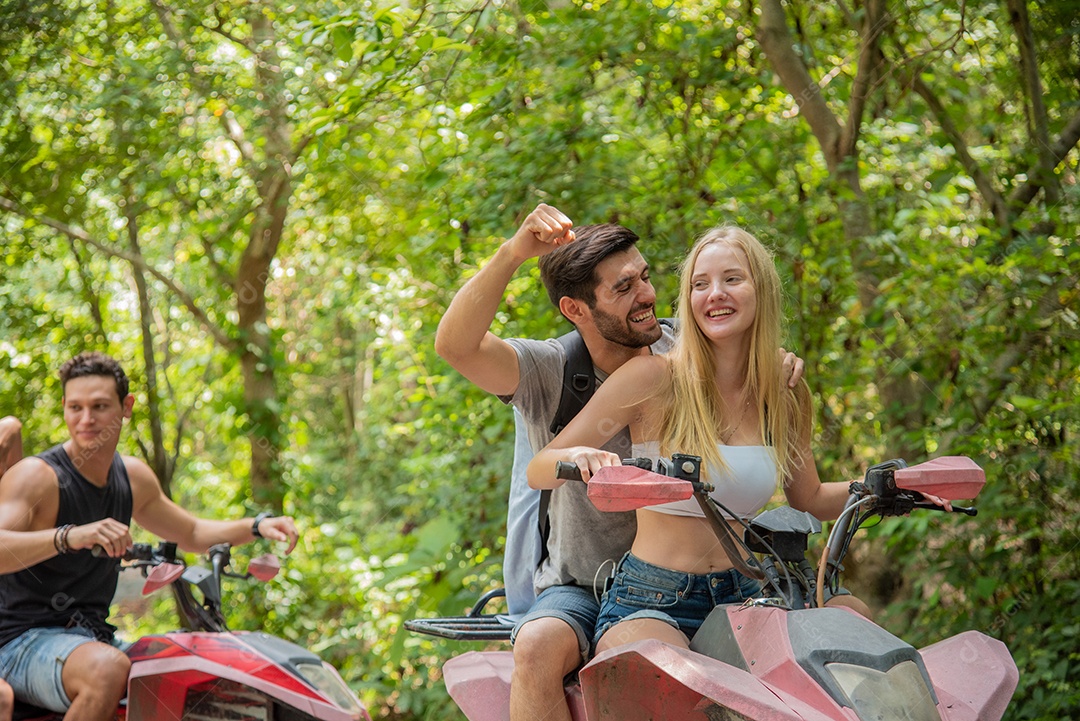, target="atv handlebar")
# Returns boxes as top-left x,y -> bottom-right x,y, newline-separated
555,458 -> 653,482
92,541 -> 175,563
817,459 -> 983,606
555,461 -> 583,482
563,451 -> 983,610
